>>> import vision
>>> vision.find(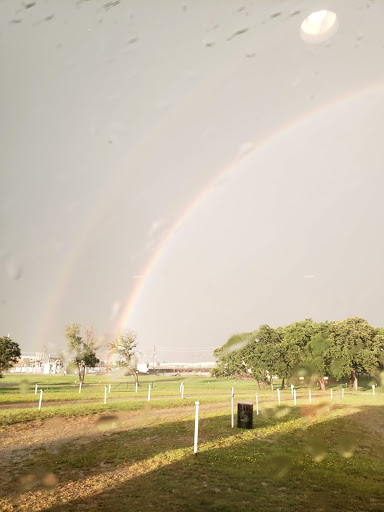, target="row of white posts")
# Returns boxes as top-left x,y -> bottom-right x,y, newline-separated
229,384 -> 380,424
34,382 -> 379,412
34,382 -> 379,456
34,383 -> 378,415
